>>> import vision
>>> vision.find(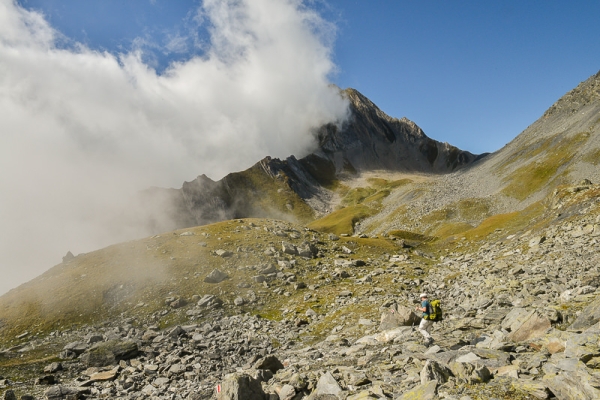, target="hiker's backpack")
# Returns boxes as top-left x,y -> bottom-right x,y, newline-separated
426,299 -> 443,322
